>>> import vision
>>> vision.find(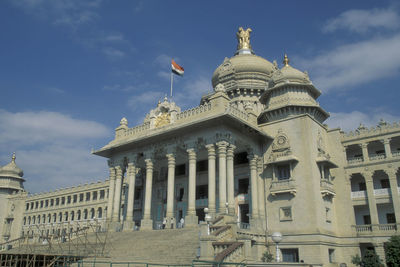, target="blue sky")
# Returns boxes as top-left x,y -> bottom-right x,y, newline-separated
1,0 -> 400,193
